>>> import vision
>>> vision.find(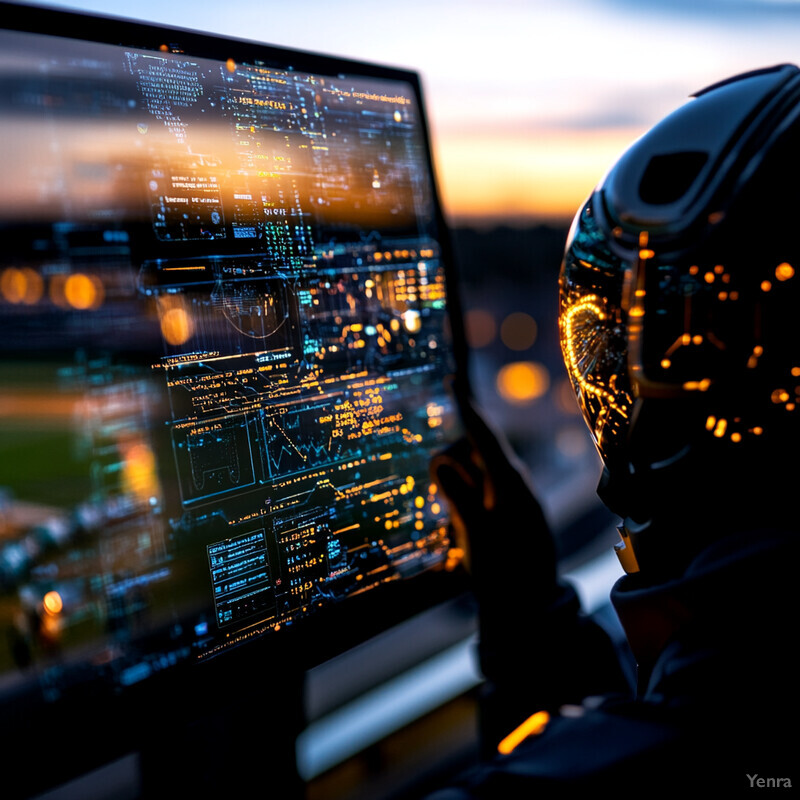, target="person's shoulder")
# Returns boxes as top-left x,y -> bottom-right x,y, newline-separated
425,701 -> 683,797
426,696 -> 781,797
